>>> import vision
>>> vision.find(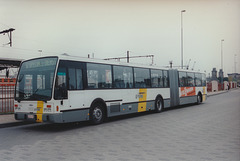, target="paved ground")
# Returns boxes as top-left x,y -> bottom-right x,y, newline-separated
0,89 -> 239,161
